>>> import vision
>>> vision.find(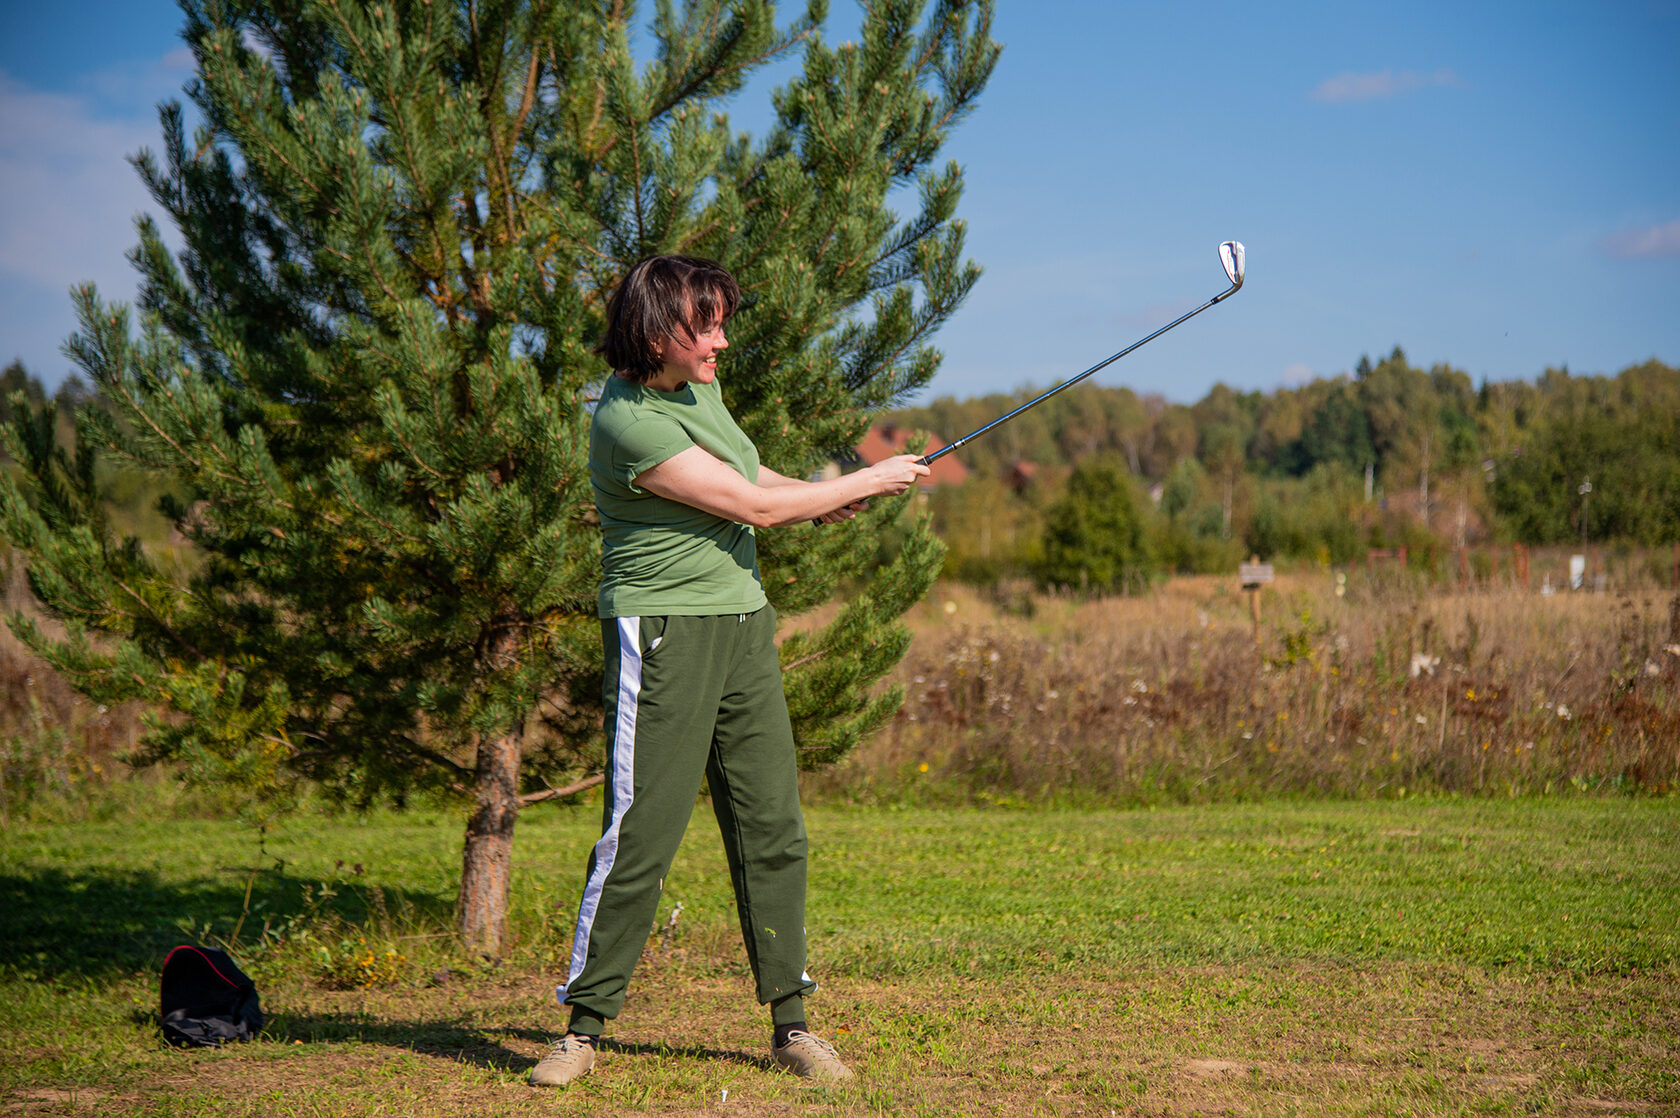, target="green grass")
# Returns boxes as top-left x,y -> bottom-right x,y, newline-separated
3,794 -> 1677,1115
